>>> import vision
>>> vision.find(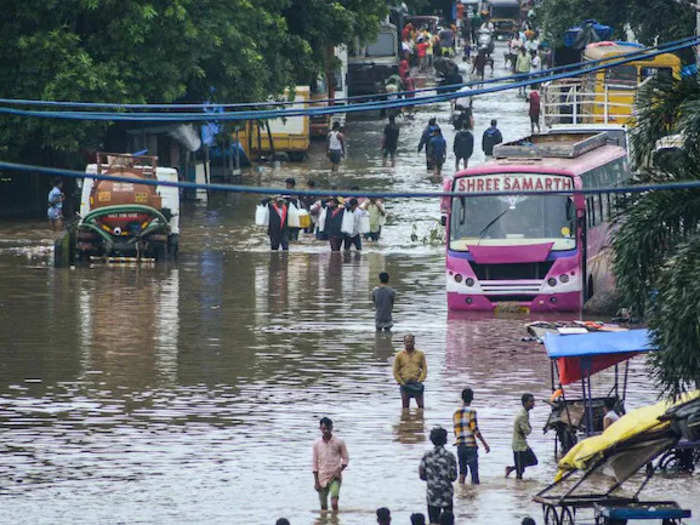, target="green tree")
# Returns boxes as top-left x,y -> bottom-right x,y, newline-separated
282,0 -> 389,86
535,0 -> 695,49
0,0 -> 309,161
612,75 -> 700,396
535,0 -> 627,45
